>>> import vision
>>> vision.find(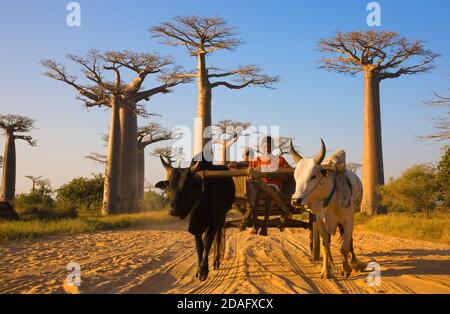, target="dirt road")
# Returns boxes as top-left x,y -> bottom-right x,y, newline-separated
0,221 -> 449,294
